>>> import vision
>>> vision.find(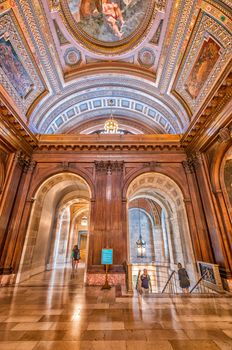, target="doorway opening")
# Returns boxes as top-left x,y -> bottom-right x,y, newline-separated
127,172 -> 196,292
17,173 -> 91,284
